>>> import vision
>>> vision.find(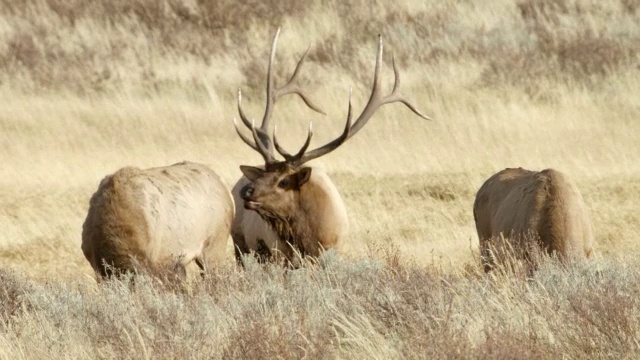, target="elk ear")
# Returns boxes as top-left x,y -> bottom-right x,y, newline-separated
296,167 -> 312,187
240,166 -> 265,182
